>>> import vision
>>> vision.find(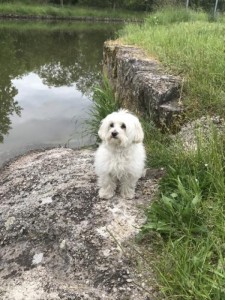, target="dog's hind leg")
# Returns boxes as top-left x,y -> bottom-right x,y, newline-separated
98,174 -> 117,199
